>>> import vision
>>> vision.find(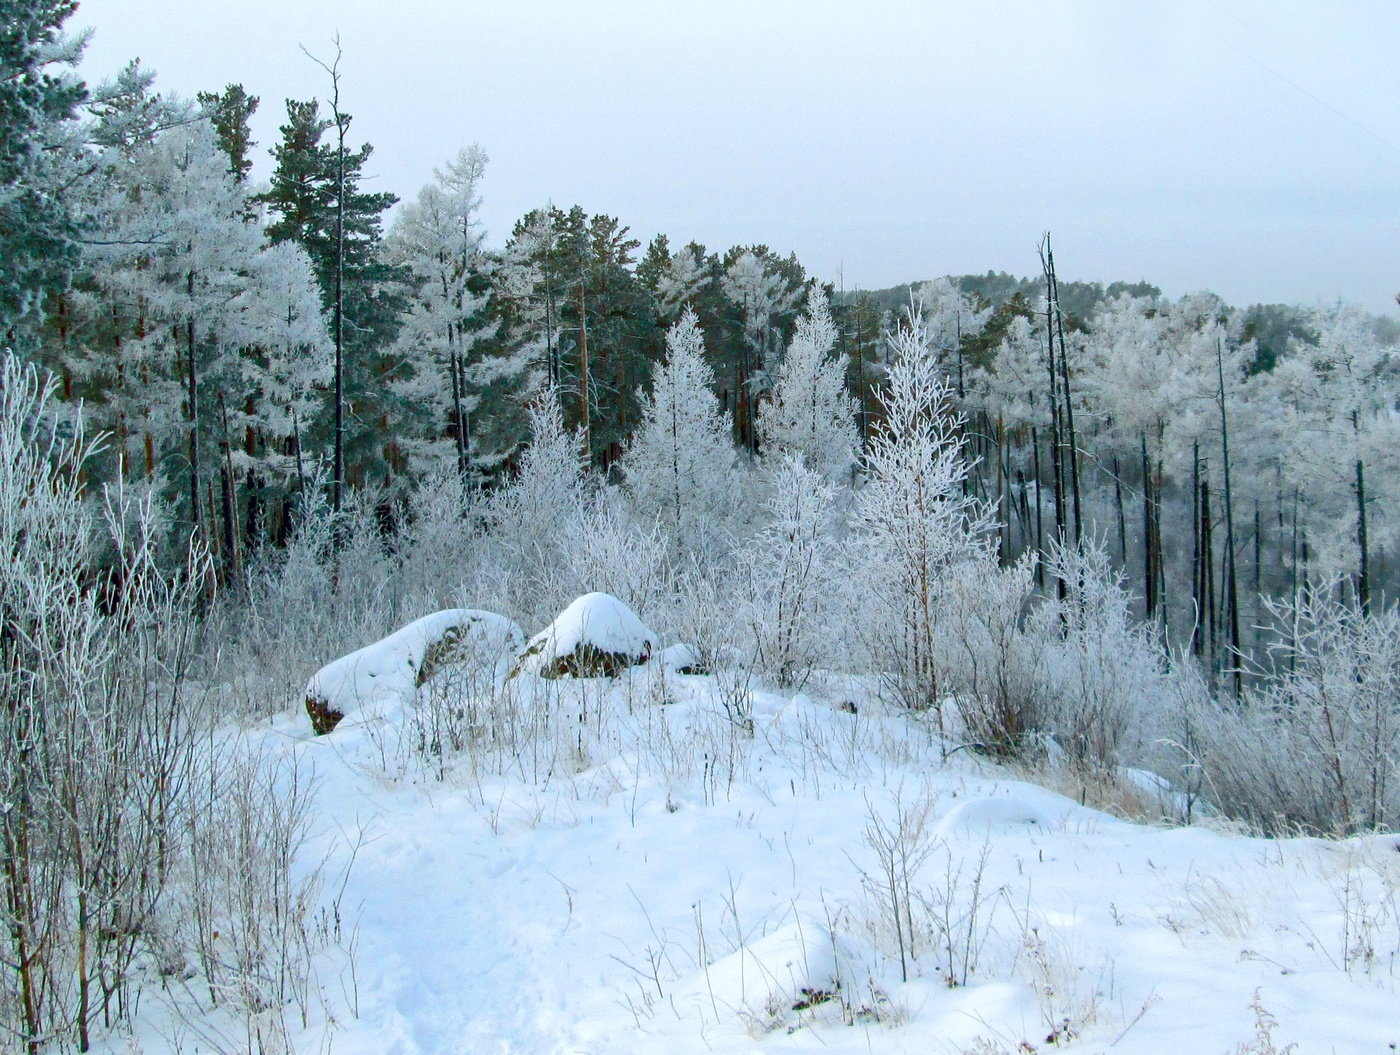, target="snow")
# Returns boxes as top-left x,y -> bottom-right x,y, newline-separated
659,642 -> 702,674
512,592 -> 658,677
126,673 -> 1400,1054
304,608 -> 523,730
932,794 -> 1054,838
